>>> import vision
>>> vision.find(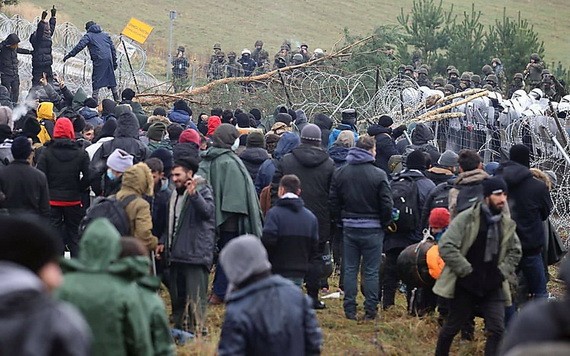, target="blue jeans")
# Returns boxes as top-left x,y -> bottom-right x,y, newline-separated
519,253 -> 548,298
343,227 -> 383,317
